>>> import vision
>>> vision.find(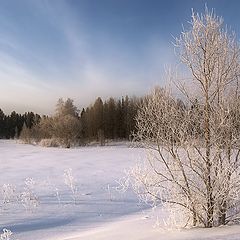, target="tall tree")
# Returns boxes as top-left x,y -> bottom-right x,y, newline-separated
92,97 -> 104,140
131,9 -> 240,228
0,109 -> 5,138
